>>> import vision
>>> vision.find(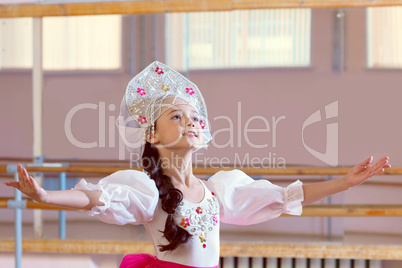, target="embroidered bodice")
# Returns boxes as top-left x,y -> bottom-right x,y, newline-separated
174,183 -> 220,248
